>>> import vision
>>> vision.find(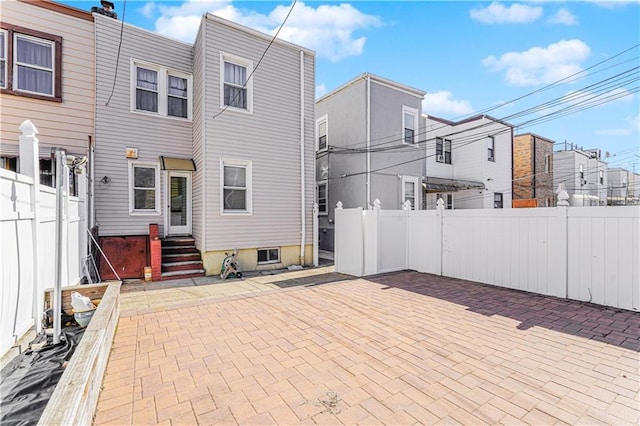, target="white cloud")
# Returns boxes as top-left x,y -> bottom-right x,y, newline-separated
483,39 -> 591,86
153,1 -> 381,61
422,91 -> 474,116
138,2 -> 157,19
547,8 -> 578,25
316,84 -> 327,98
596,114 -> 640,136
470,2 -> 543,24
629,113 -> 640,133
